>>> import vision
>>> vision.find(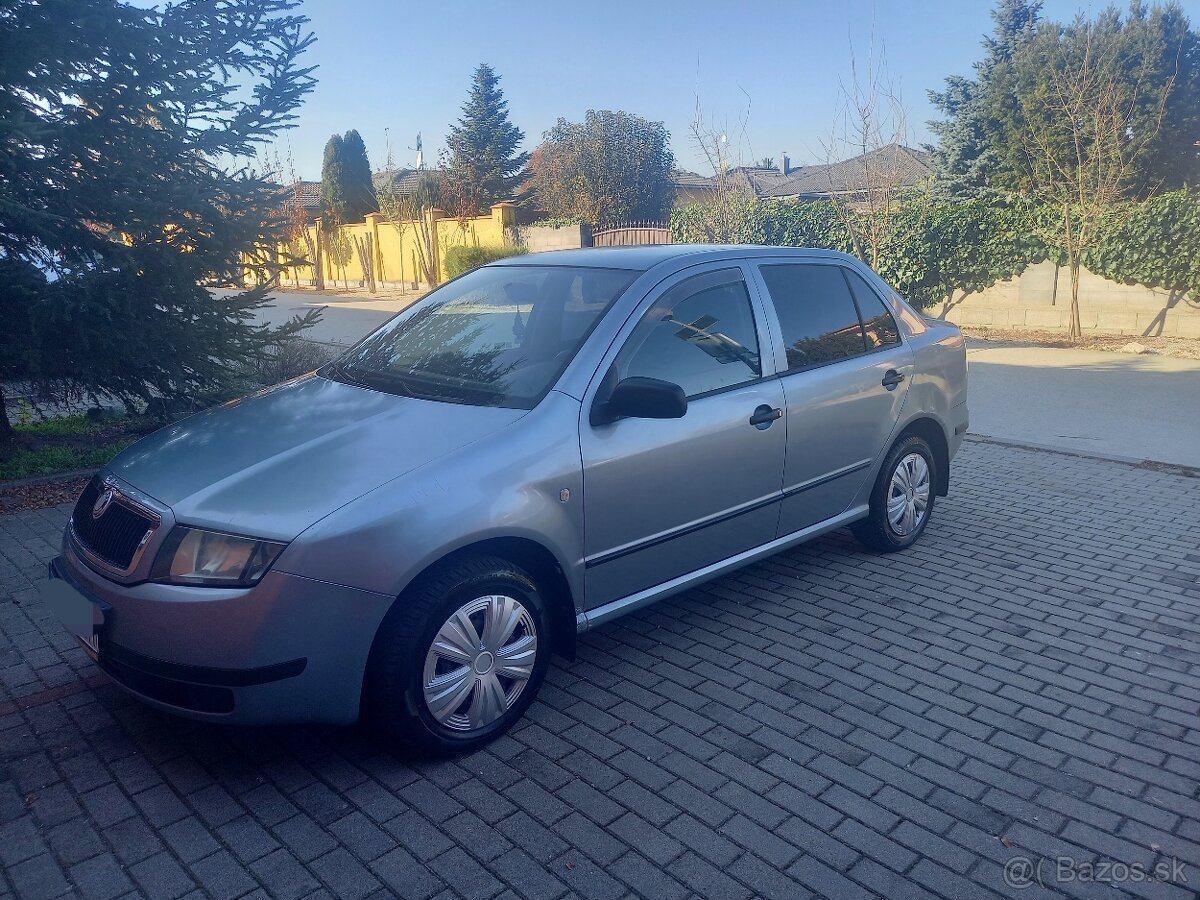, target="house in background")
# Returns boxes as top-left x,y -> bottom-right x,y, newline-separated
282,169 -> 442,223
766,144 -> 932,201
285,181 -> 324,222
669,160 -> 796,206
671,143 -> 932,205
371,168 -> 445,201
